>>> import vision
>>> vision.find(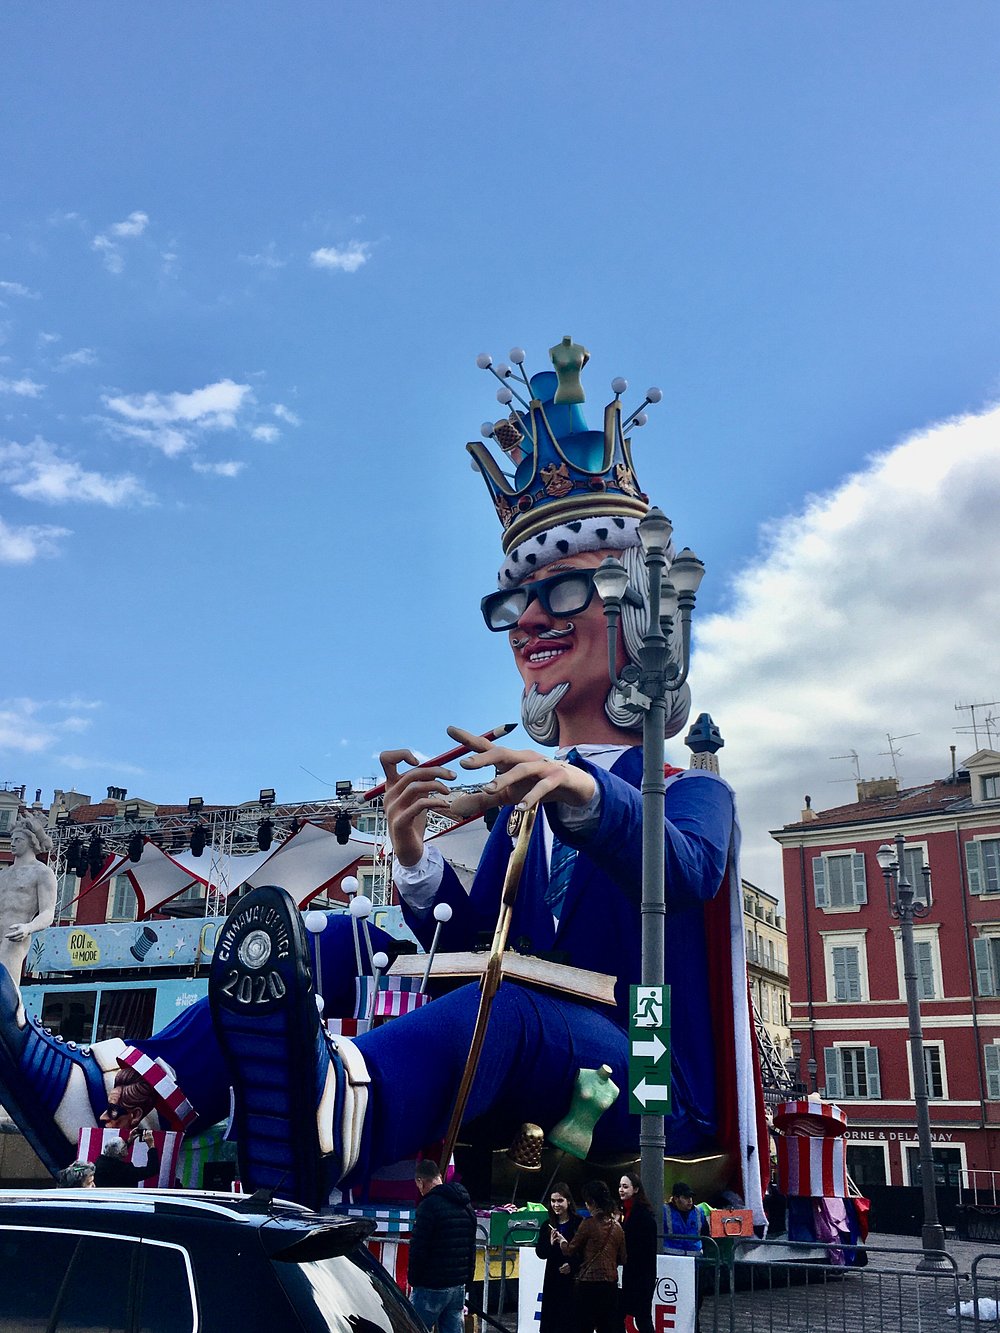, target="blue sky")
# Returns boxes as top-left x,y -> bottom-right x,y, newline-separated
3,4 -> 1000,887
